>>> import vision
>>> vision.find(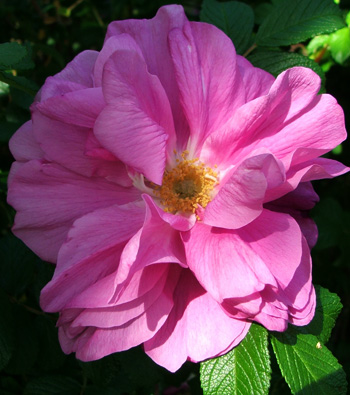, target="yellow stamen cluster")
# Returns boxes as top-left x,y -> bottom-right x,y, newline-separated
154,151 -> 218,214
